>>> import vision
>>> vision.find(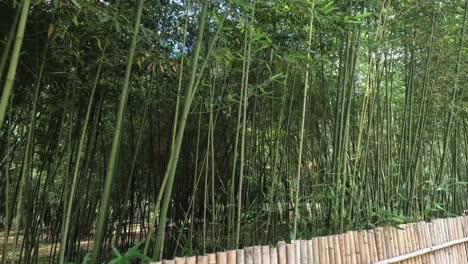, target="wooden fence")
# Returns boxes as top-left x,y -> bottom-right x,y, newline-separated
151,216 -> 468,264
